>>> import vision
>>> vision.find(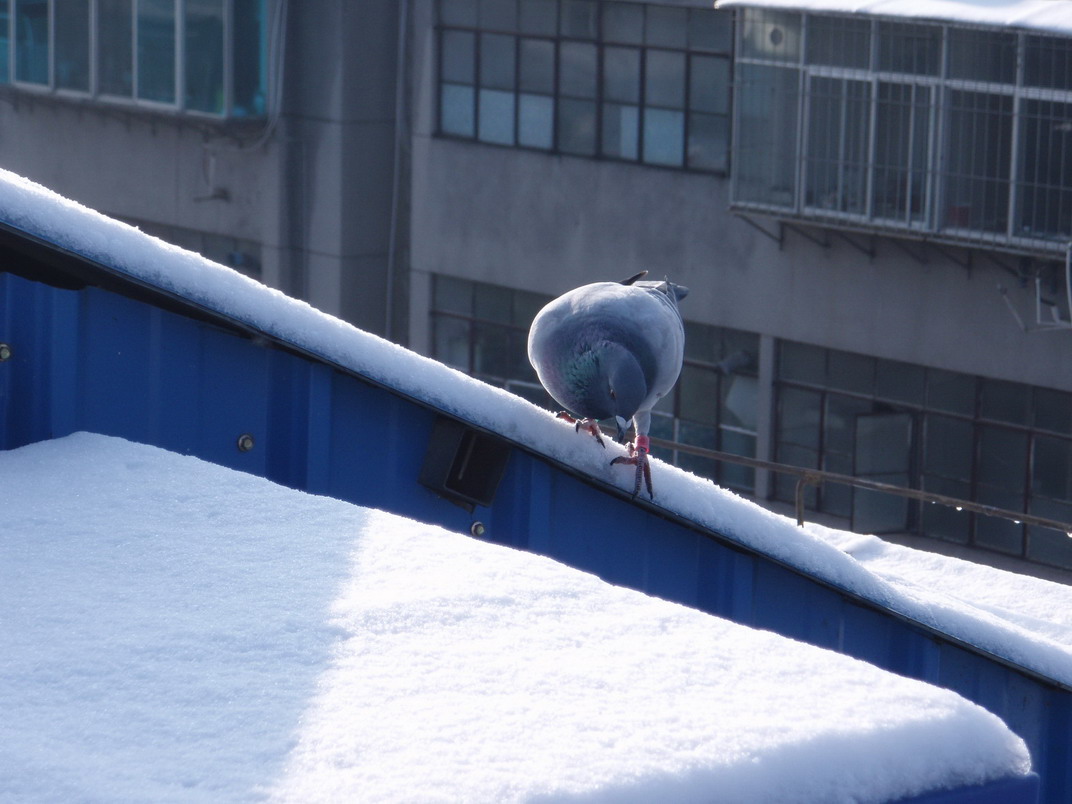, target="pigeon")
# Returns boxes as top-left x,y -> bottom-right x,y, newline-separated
527,271 -> 688,498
